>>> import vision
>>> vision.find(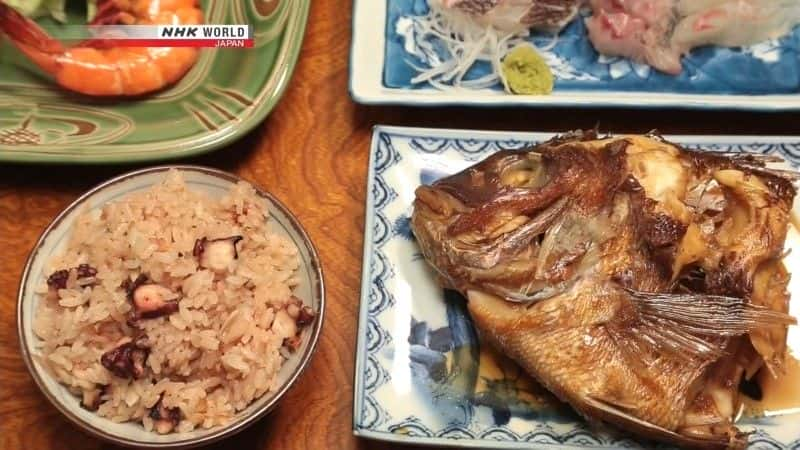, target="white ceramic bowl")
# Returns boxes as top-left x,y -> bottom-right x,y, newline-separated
17,166 -> 325,448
